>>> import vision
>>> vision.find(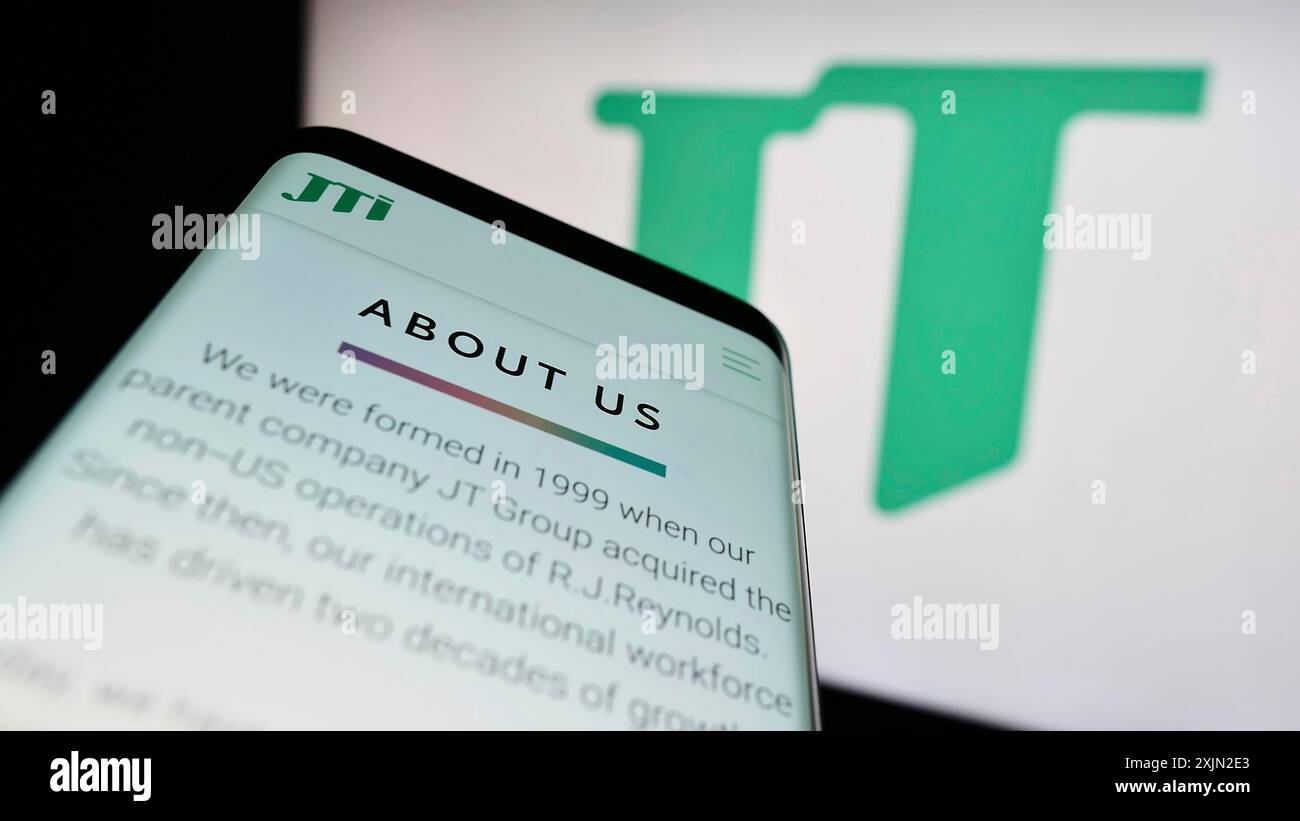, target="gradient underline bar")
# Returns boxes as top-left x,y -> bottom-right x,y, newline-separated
339,341 -> 667,477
